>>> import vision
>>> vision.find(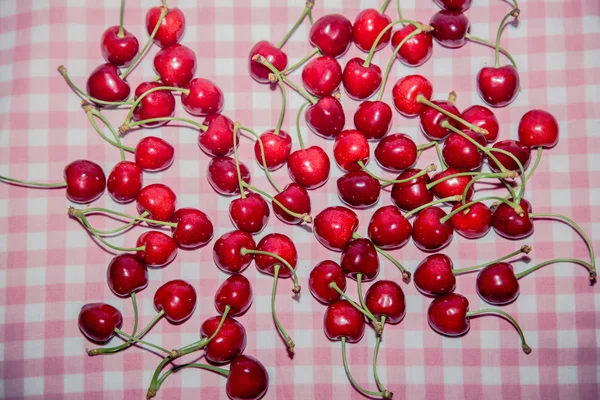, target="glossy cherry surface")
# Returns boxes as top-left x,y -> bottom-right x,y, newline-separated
477,65 -> 520,107
342,57 -> 382,100
442,131 -> 485,171
134,136 -> 175,172
100,26 -> 139,66
136,183 -> 177,223
272,183 -> 312,224
253,129 -> 292,170
153,279 -> 197,323
353,100 -> 393,140
107,161 -> 143,203
309,14 -> 353,58
427,292 -> 470,336
429,10 -> 470,48
309,260 -> 347,304
323,300 -> 365,342
199,114 -> 237,157
248,41 -> 288,83
132,81 -> 176,127
305,96 -> 346,139
333,129 -> 370,171
86,63 -> 131,103
171,208 -> 214,249
368,205 -> 412,249
434,0 -> 472,11
476,262 -> 520,305
254,233 -> 297,277
207,156 -> 251,196
365,280 -> 406,324
374,133 -> 417,171
337,170 -> 380,208
392,75 -> 433,117
153,44 -> 196,88
391,23 -> 433,67
107,254 -> 148,297
201,316 -> 247,364
146,7 -> 185,48
64,159 -> 106,203
391,168 -> 433,211
430,167 -> 474,202
518,109 -> 559,148
420,100 -> 460,140
226,355 -> 269,400
78,303 -> 123,342
213,230 -> 256,273
313,206 -> 359,251
229,193 -> 270,234
450,201 -> 492,239
461,105 -> 499,143
352,8 -> 392,52
412,207 -> 454,251
340,238 -> 380,281
488,140 -> 531,172
302,56 -> 343,97
181,77 -> 224,116
492,198 -> 534,239
413,254 -> 456,296
215,274 -> 253,316
136,231 -> 178,267
287,146 -> 330,189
